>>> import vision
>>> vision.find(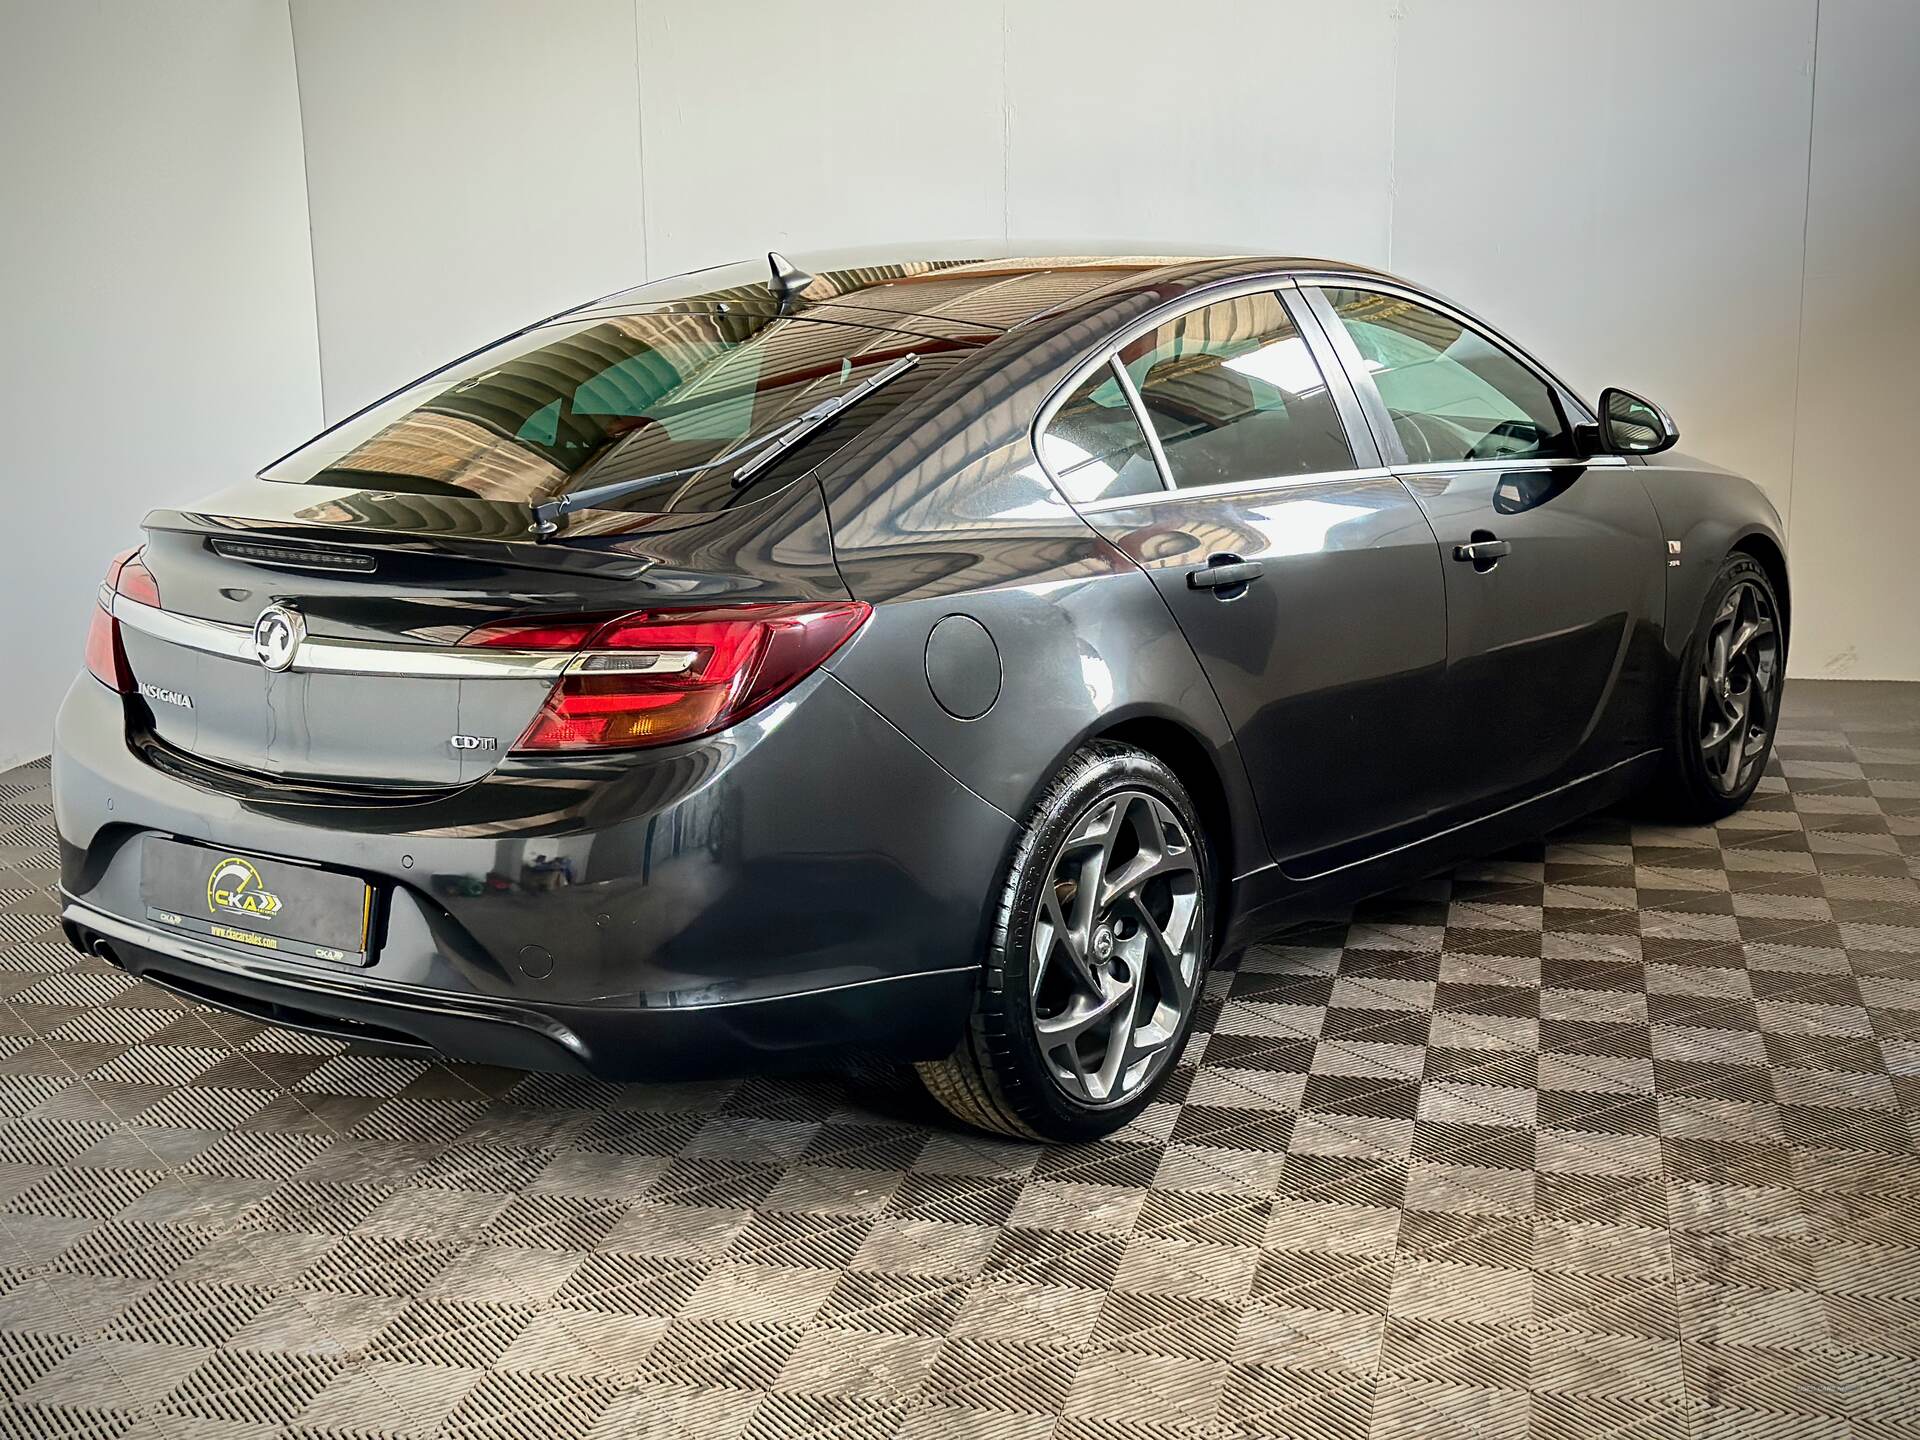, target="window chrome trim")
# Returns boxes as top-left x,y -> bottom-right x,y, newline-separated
1289,270 -> 1598,426
1028,267 -> 1625,508
1030,273 -> 1352,496
1074,466 -> 1396,514
1109,357 -> 1174,492
1391,455 -> 1630,476
111,595 -> 580,680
